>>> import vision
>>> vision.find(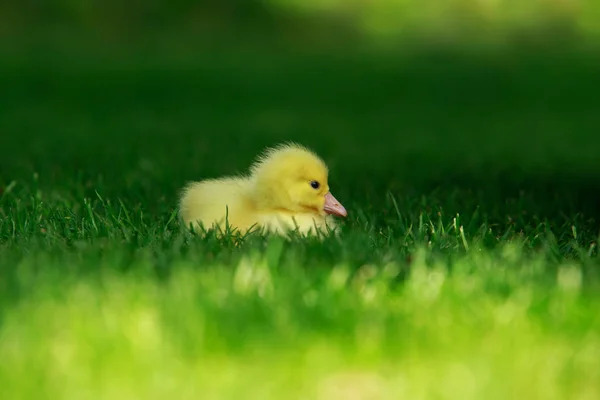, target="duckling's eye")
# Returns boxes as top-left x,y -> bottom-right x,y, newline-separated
310,180 -> 320,189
